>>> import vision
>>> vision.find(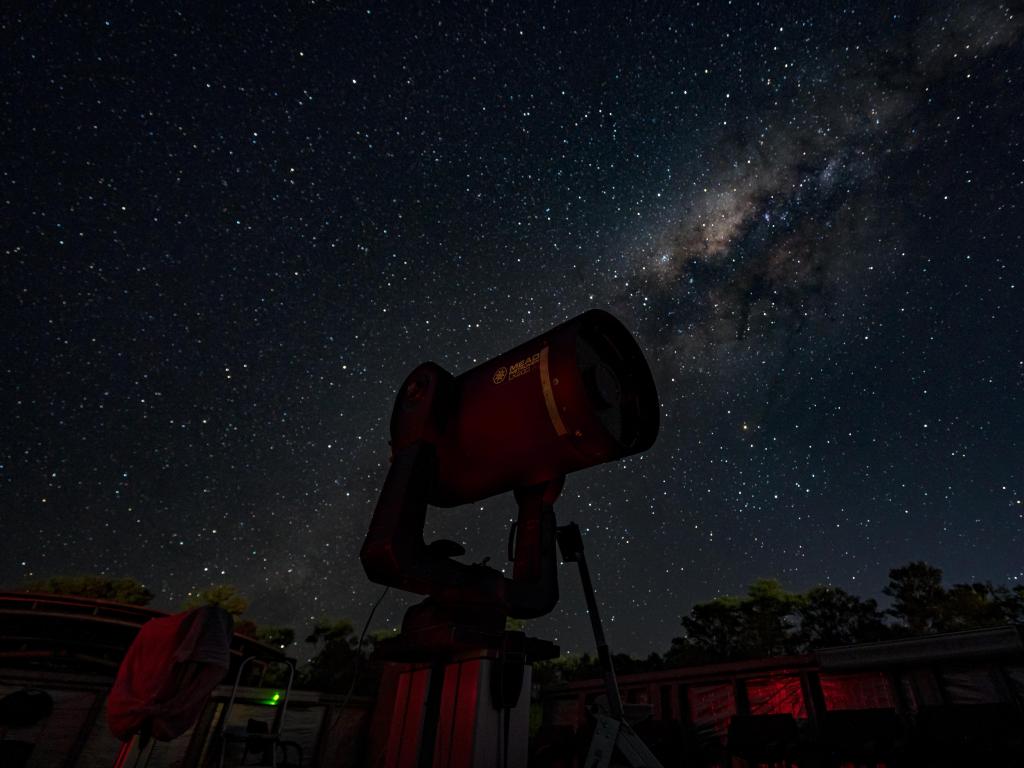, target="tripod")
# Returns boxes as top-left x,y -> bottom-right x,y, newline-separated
556,523 -> 665,768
